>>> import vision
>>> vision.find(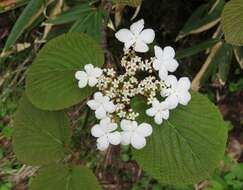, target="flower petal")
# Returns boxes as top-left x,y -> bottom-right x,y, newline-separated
95,107 -> 107,119
134,41 -> 149,53
106,123 -> 118,132
115,29 -> 134,43
136,123 -> 153,137
94,92 -> 104,102
152,99 -> 160,108
154,45 -> 163,59
131,133 -> 146,149
161,110 -> 169,120
103,101 -> 116,113
154,113 -> 163,125
160,88 -> 171,97
165,94 -> 179,109
164,59 -> 179,72
108,132 -> 121,145
75,71 -> 88,88
78,79 -> 88,88
121,131 -> 132,145
165,75 -> 178,89
88,77 -> 98,87
163,46 -> 175,59
130,19 -> 144,35
120,119 -> 136,131
139,29 -> 155,43
84,64 -> 94,74
125,39 -> 136,49
146,107 -> 156,117
75,71 -> 87,80
91,124 -> 105,138
152,59 -> 161,71
178,91 -> 191,106
100,117 -> 111,129
87,100 -> 99,110
97,136 -> 109,151
158,65 -> 168,80
177,77 -> 191,91
93,68 -> 103,77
